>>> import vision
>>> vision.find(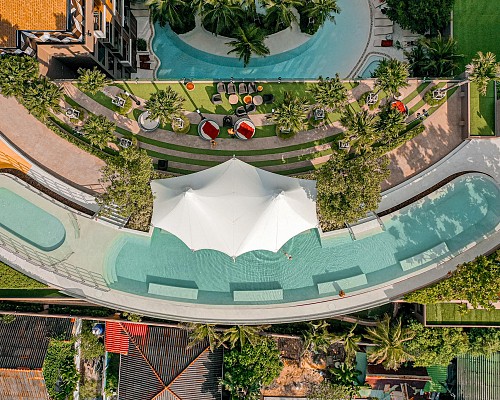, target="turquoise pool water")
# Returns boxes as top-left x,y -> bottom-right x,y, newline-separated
0,188 -> 66,251
106,175 -> 500,304
153,0 -> 370,79
359,55 -> 385,78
